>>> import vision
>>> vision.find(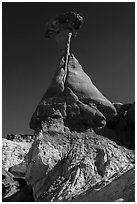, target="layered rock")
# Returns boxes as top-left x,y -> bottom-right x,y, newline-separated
3,12 -> 135,202
30,54 -> 117,132
25,130 -> 134,202
25,12 -> 135,202
30,12 -> 116,132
